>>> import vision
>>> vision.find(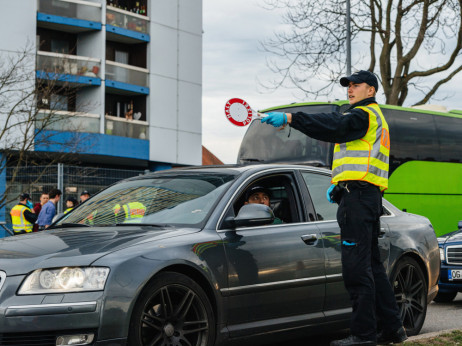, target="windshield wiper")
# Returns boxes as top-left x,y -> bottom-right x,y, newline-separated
50,223 -> 90,229
240,158 -> 265,163
114,223 -> 172,228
